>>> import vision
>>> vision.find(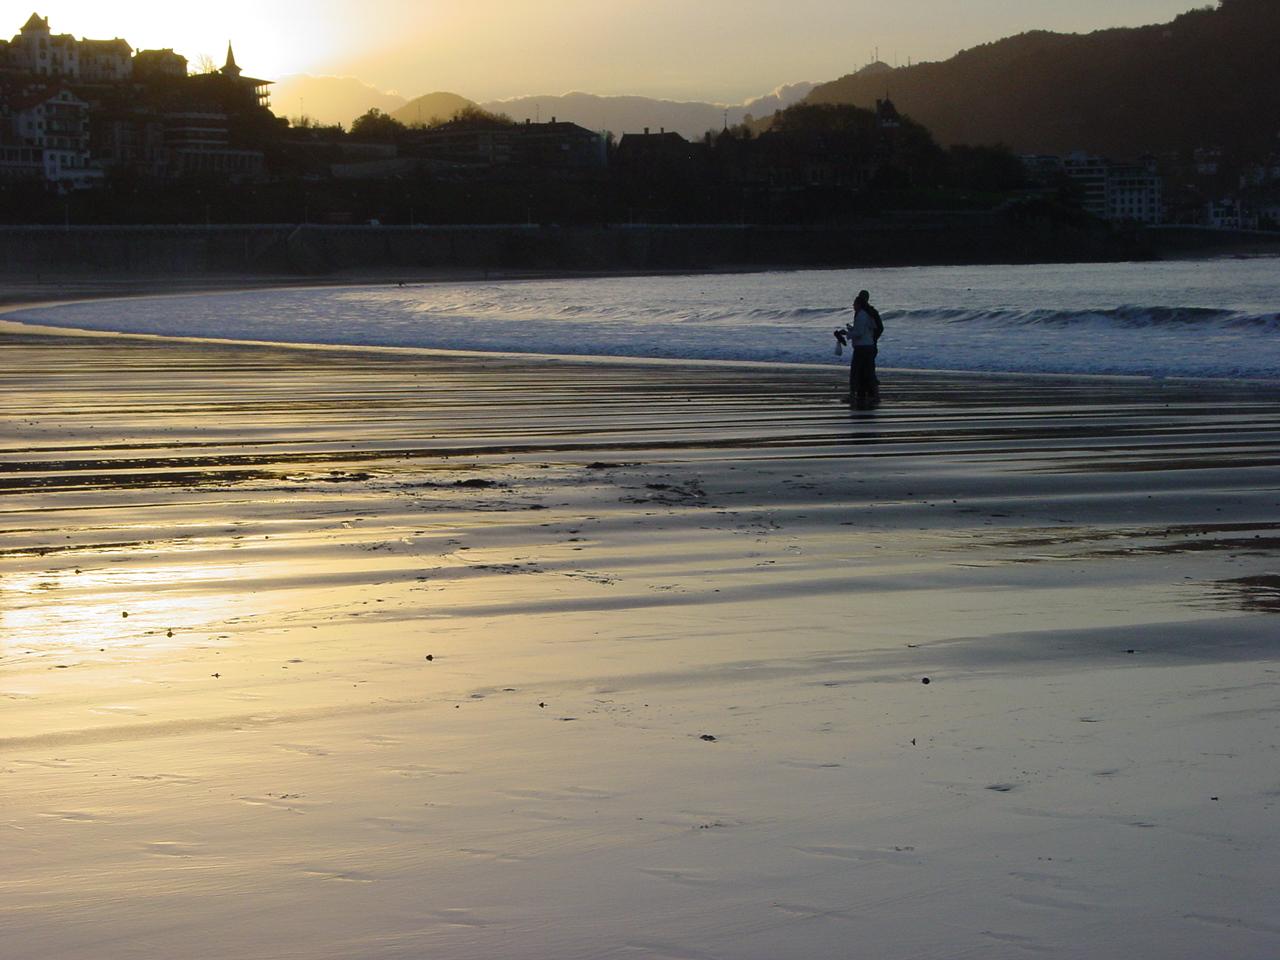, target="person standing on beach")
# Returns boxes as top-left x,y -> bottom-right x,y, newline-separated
836,290 -> 883,405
